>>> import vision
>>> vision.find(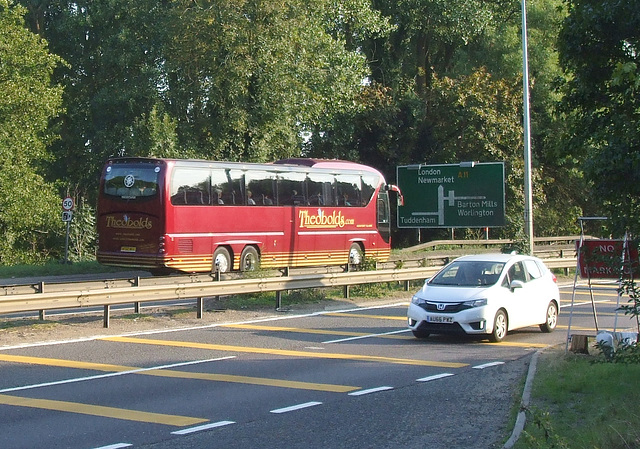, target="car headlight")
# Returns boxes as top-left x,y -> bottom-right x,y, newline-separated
462,298 -> 487,308
411,295 -> 426,305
